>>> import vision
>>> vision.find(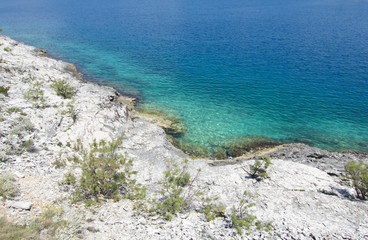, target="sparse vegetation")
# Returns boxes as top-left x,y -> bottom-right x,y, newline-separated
242,157 -> 272,181
4,47 -> 12,52
229,191 -> 257,234
152,159 -> 202,221
10,117 -> 35,136
200,197 -> 225,222
3,67 -> 12,74
6,107 -> 21,114
0,204 -> 82,240
60,172 -> 77,186
229,191 -> 273,235
60,136 -> 144,205
65,101 -> 78,123
0,118 -> 36,156
0,86 -> 10,96
21,71 -> 36,83
52,158 -> 67,169
0,217 -> 38,240
51,79 -> 76,99
22,139 -> 37,153
0,172 -> 19,200
344,160 -> 368,200
24,81 -> 47,108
